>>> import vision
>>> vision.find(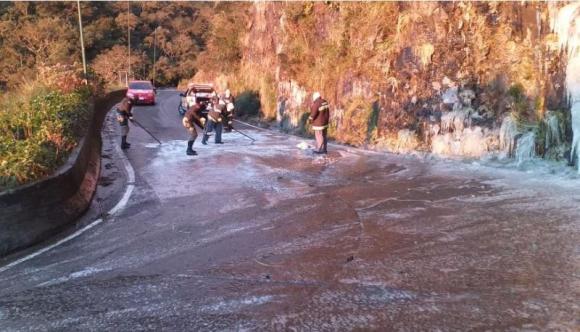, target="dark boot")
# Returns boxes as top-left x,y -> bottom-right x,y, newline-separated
121,136 -> 130,149
186,140 -> 197,155
201,135 -> 209,145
